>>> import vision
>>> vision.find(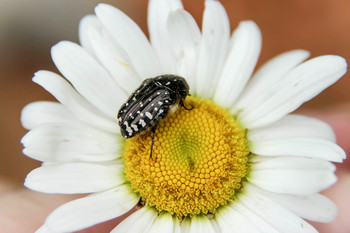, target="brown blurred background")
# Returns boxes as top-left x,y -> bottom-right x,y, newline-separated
0,0 -> 349,229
